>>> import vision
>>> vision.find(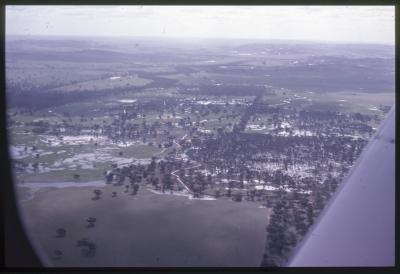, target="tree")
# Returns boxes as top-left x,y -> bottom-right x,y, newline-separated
53,250 -> 63,260
56,228 -> 66,238
249,189 -> 256,201
314,189 -> 325,213
105,172 -> 113,184
76,238 -> 96,257
232,192 -> 243,202
82,242 -> 96,257
87,217 -> 97,228
179,169 -> 185,179
284,230 -> 298,252
132,183 -> 139,195
92,189 -> 102,200
207,174 -> 212,187
195,172 -> 206,191
163,173 -> 173,190
261,253 -> 277,267
267,221 -> 286,256
76,238 -> 89,247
